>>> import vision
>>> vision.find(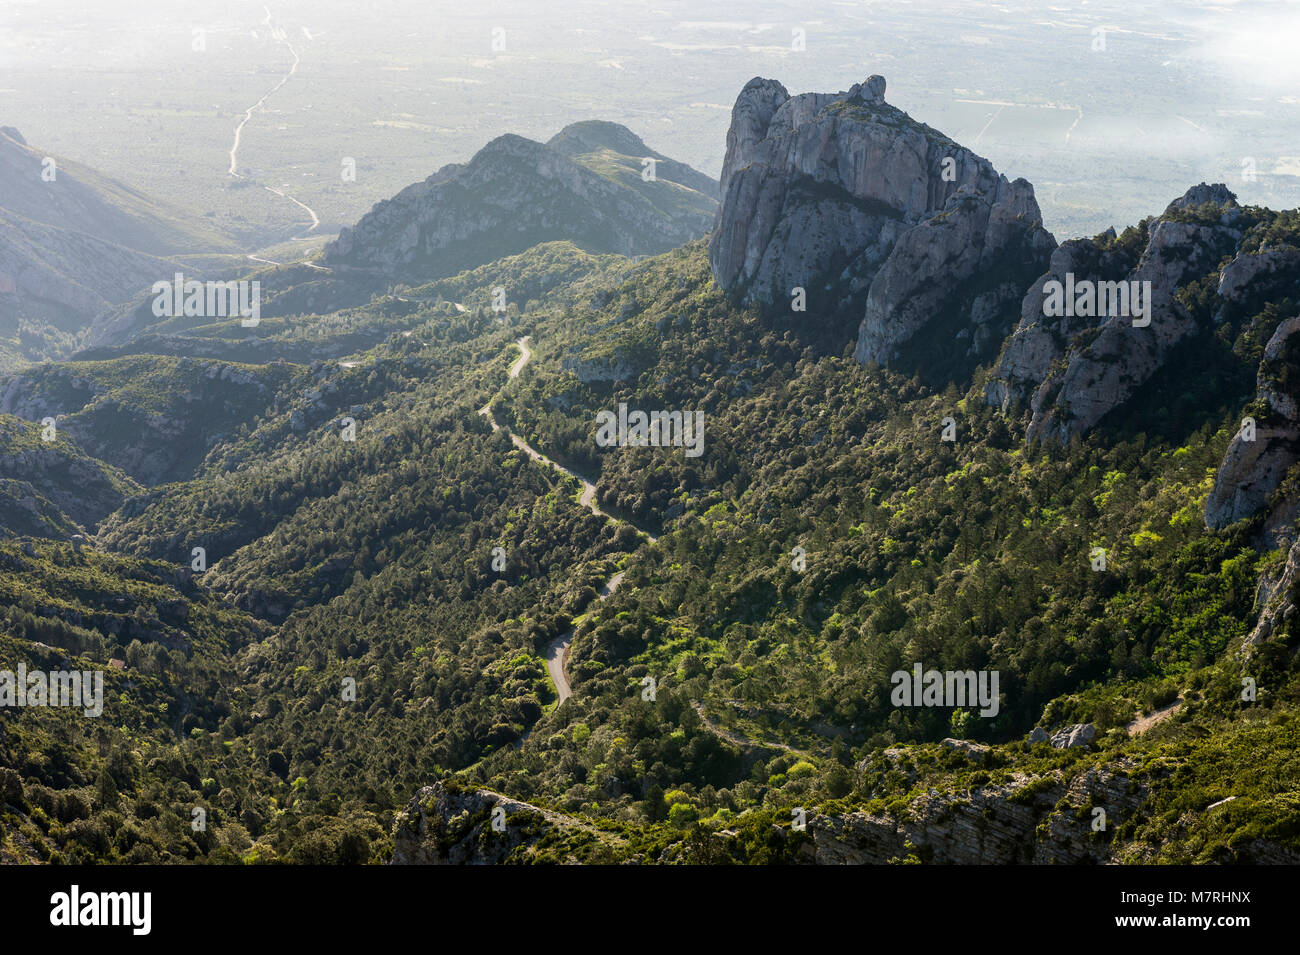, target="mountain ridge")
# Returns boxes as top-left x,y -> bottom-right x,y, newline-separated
323,121 -> 718,284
